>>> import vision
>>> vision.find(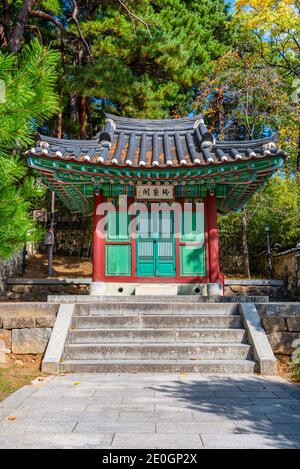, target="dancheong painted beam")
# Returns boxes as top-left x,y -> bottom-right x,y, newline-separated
26,114 -> 285,289
26,113 -> 284,215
